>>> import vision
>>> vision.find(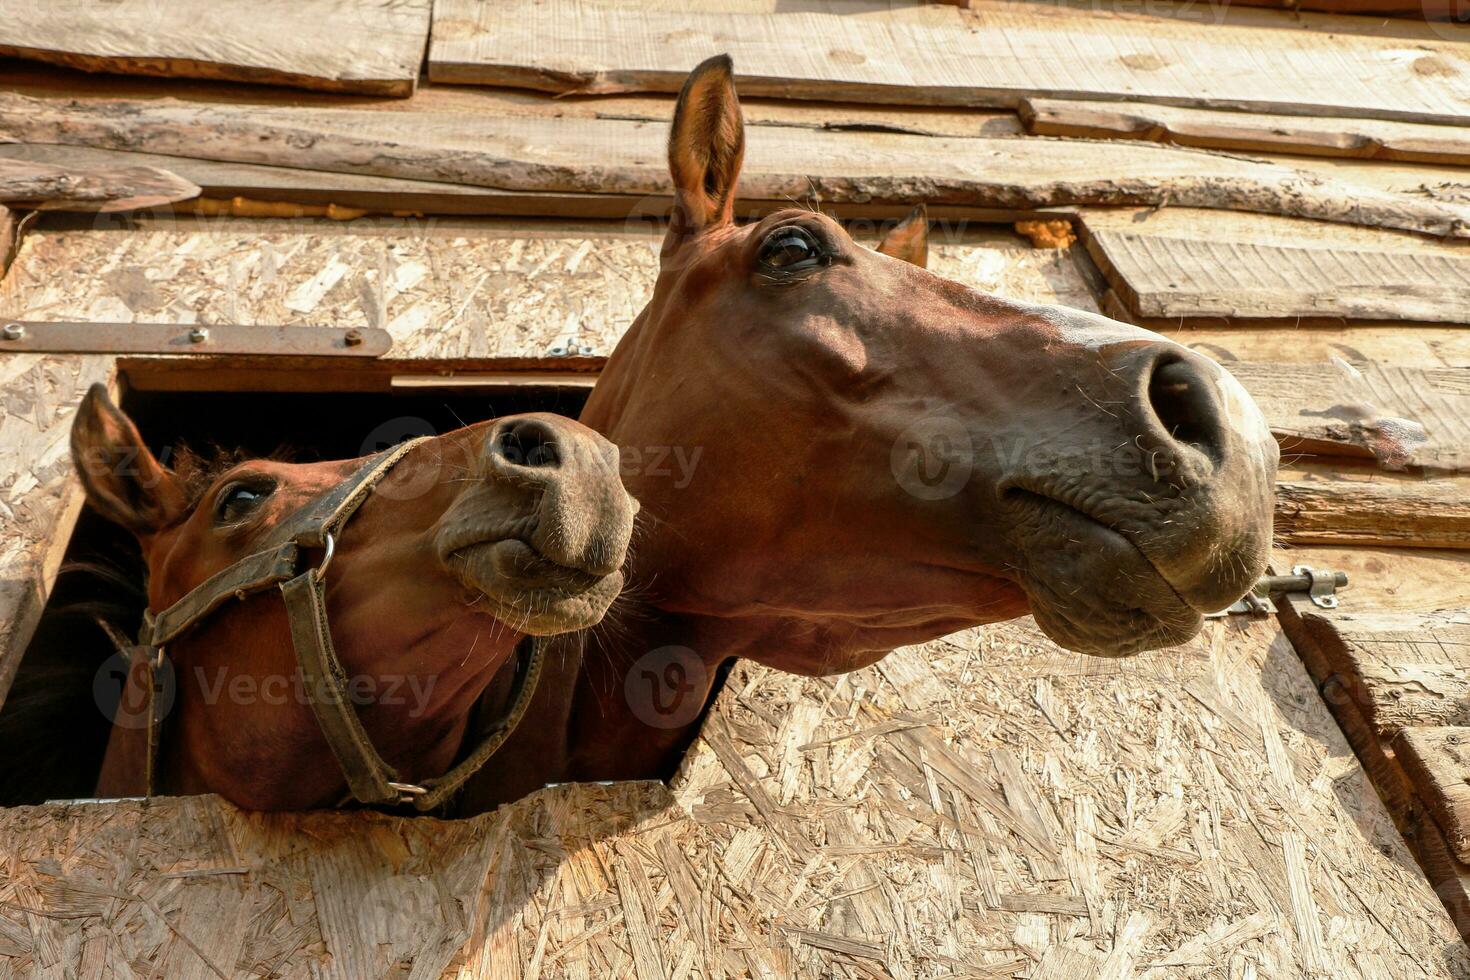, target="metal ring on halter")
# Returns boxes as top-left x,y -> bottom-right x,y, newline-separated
313,532 -> 336,581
